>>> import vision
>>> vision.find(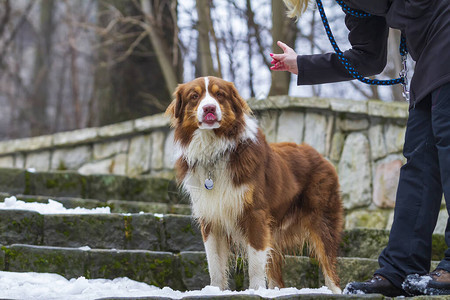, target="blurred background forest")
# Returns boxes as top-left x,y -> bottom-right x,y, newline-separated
0,0 -> 412,141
